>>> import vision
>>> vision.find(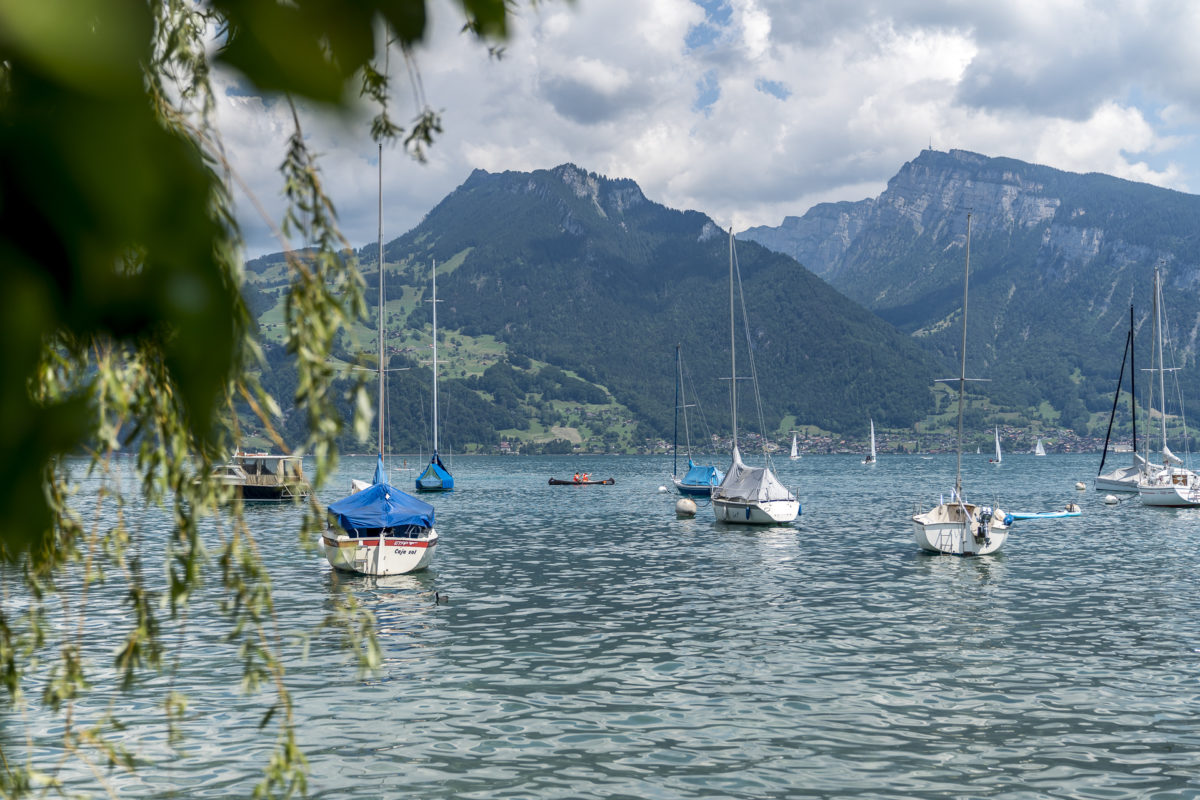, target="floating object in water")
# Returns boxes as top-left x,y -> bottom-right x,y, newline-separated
658,486 -> 668,493
1075,482 -> 1086,491
548,477 -> 615,486
434,591 -> 448,605
675,497 -> 697,518
1009,506 -> 1082,520
1104,495 -> 1119,505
